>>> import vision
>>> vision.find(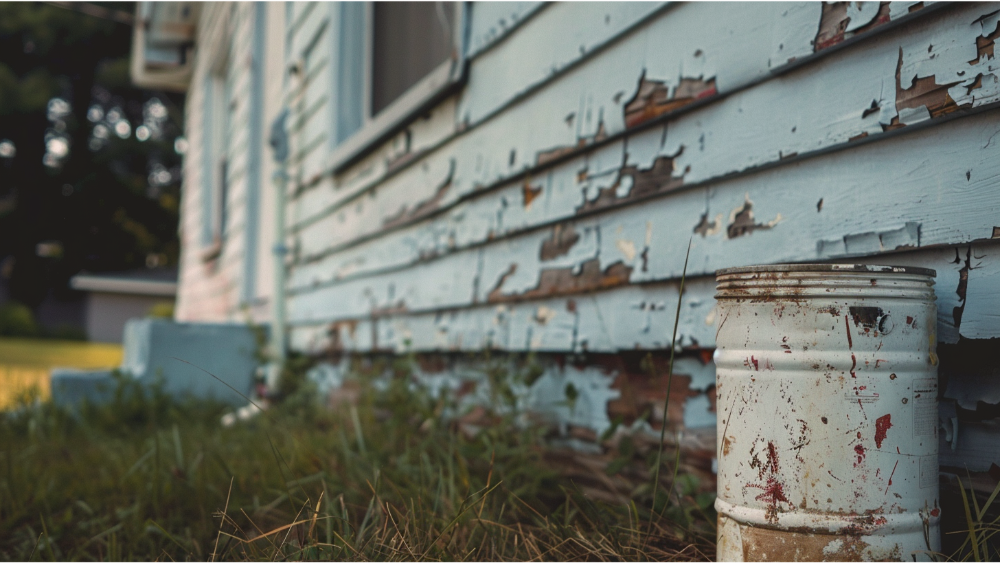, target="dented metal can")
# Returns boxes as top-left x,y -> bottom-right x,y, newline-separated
714,264 -> 940,562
